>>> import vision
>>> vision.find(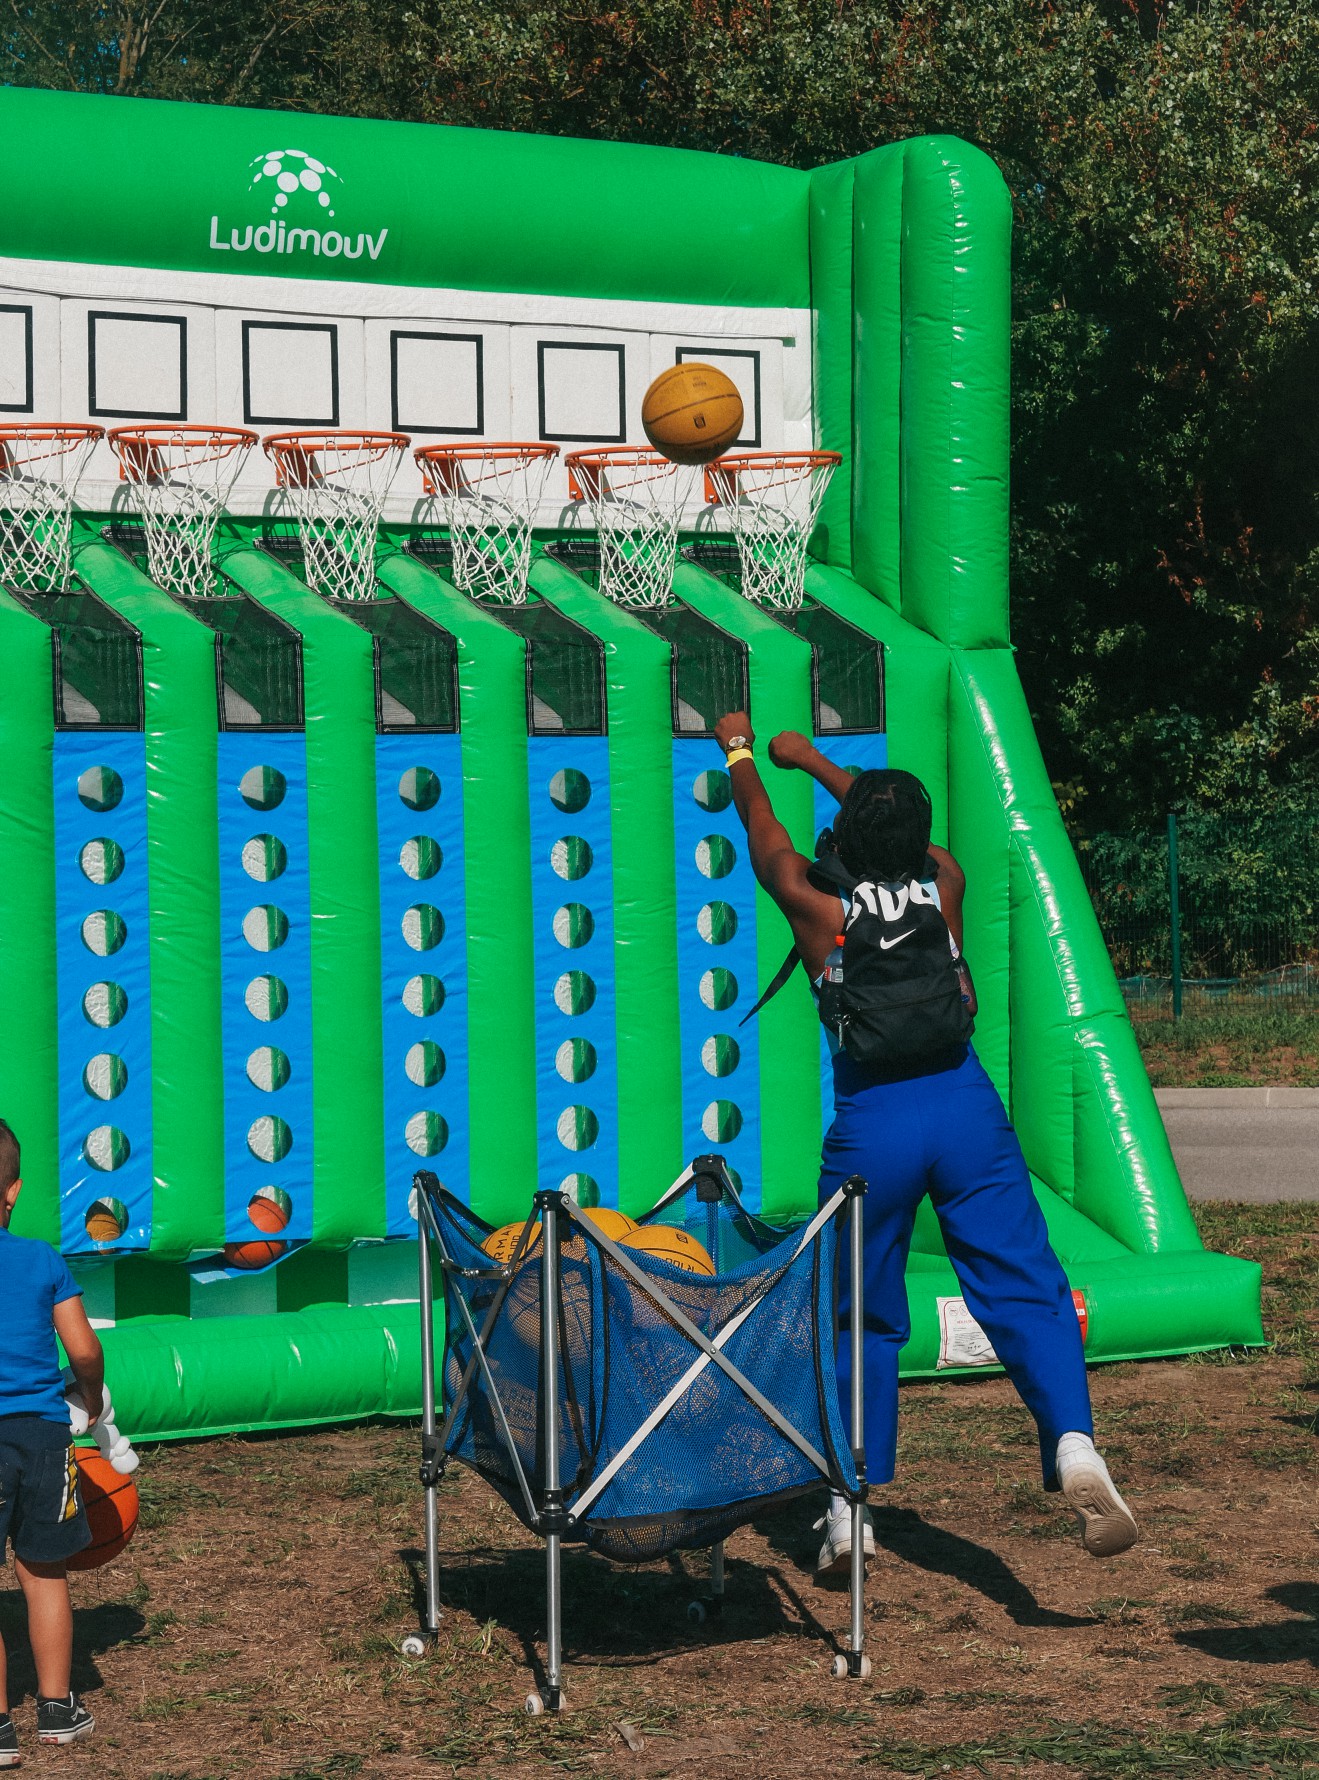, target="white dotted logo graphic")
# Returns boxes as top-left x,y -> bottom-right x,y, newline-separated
249,149 -> 342,217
